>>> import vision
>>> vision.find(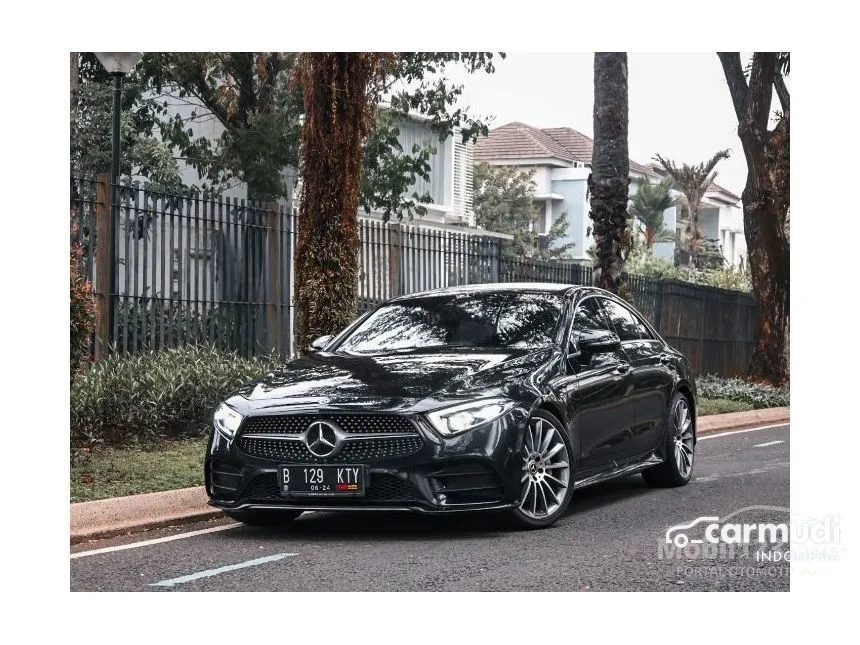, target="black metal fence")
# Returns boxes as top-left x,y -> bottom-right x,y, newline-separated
71,176 -> 294,357
70,176 -> 99,286
71,175 -> 756,376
